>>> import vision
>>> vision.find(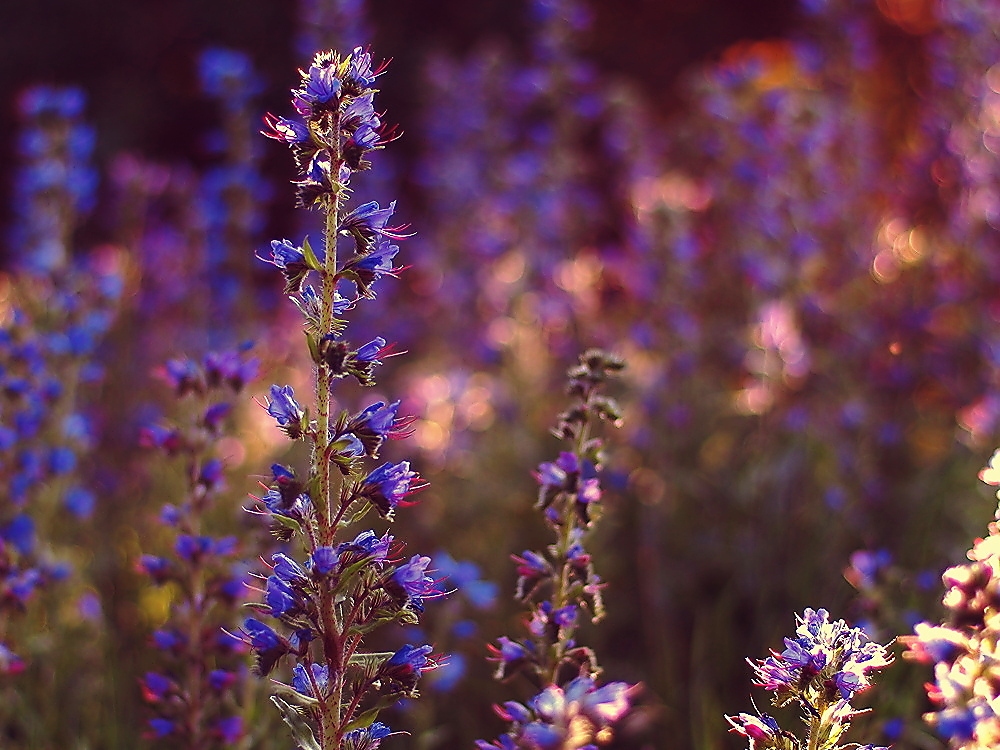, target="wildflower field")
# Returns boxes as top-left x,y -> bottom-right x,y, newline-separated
2,0 -> 1000,749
